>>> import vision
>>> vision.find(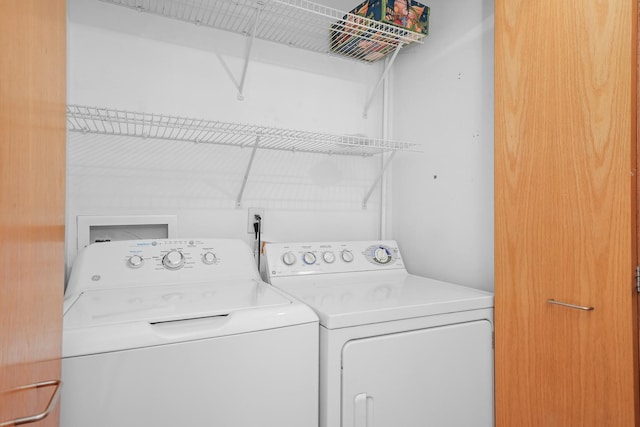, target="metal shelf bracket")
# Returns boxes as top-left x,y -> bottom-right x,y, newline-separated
363,44 -> 403,118
236,134 -> 262,208
362,151 -> 396,209
237,1 -> 265,101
